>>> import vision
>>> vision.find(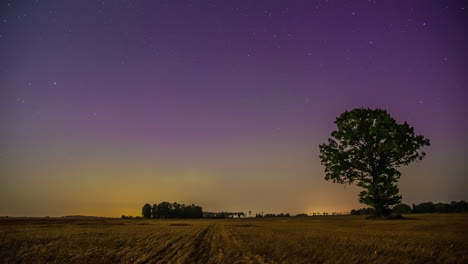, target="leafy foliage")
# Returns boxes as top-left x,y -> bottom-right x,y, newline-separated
319,108 -> 430,216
